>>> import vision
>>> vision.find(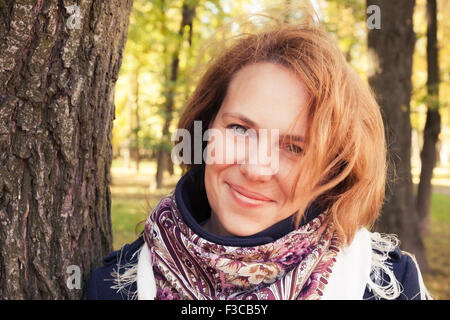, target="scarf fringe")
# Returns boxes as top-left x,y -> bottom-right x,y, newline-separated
366,232 -> 432,300
110,246 -> 141,300
401,251 -> 433,300
366,232 -> 402,300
